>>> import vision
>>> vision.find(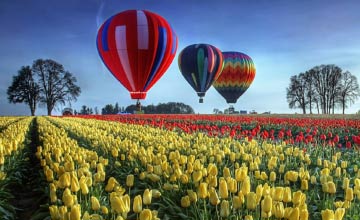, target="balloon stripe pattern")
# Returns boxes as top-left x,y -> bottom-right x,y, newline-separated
178,44 -> 224,102
97,10 -> 177,100
213,52 -> 255,104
